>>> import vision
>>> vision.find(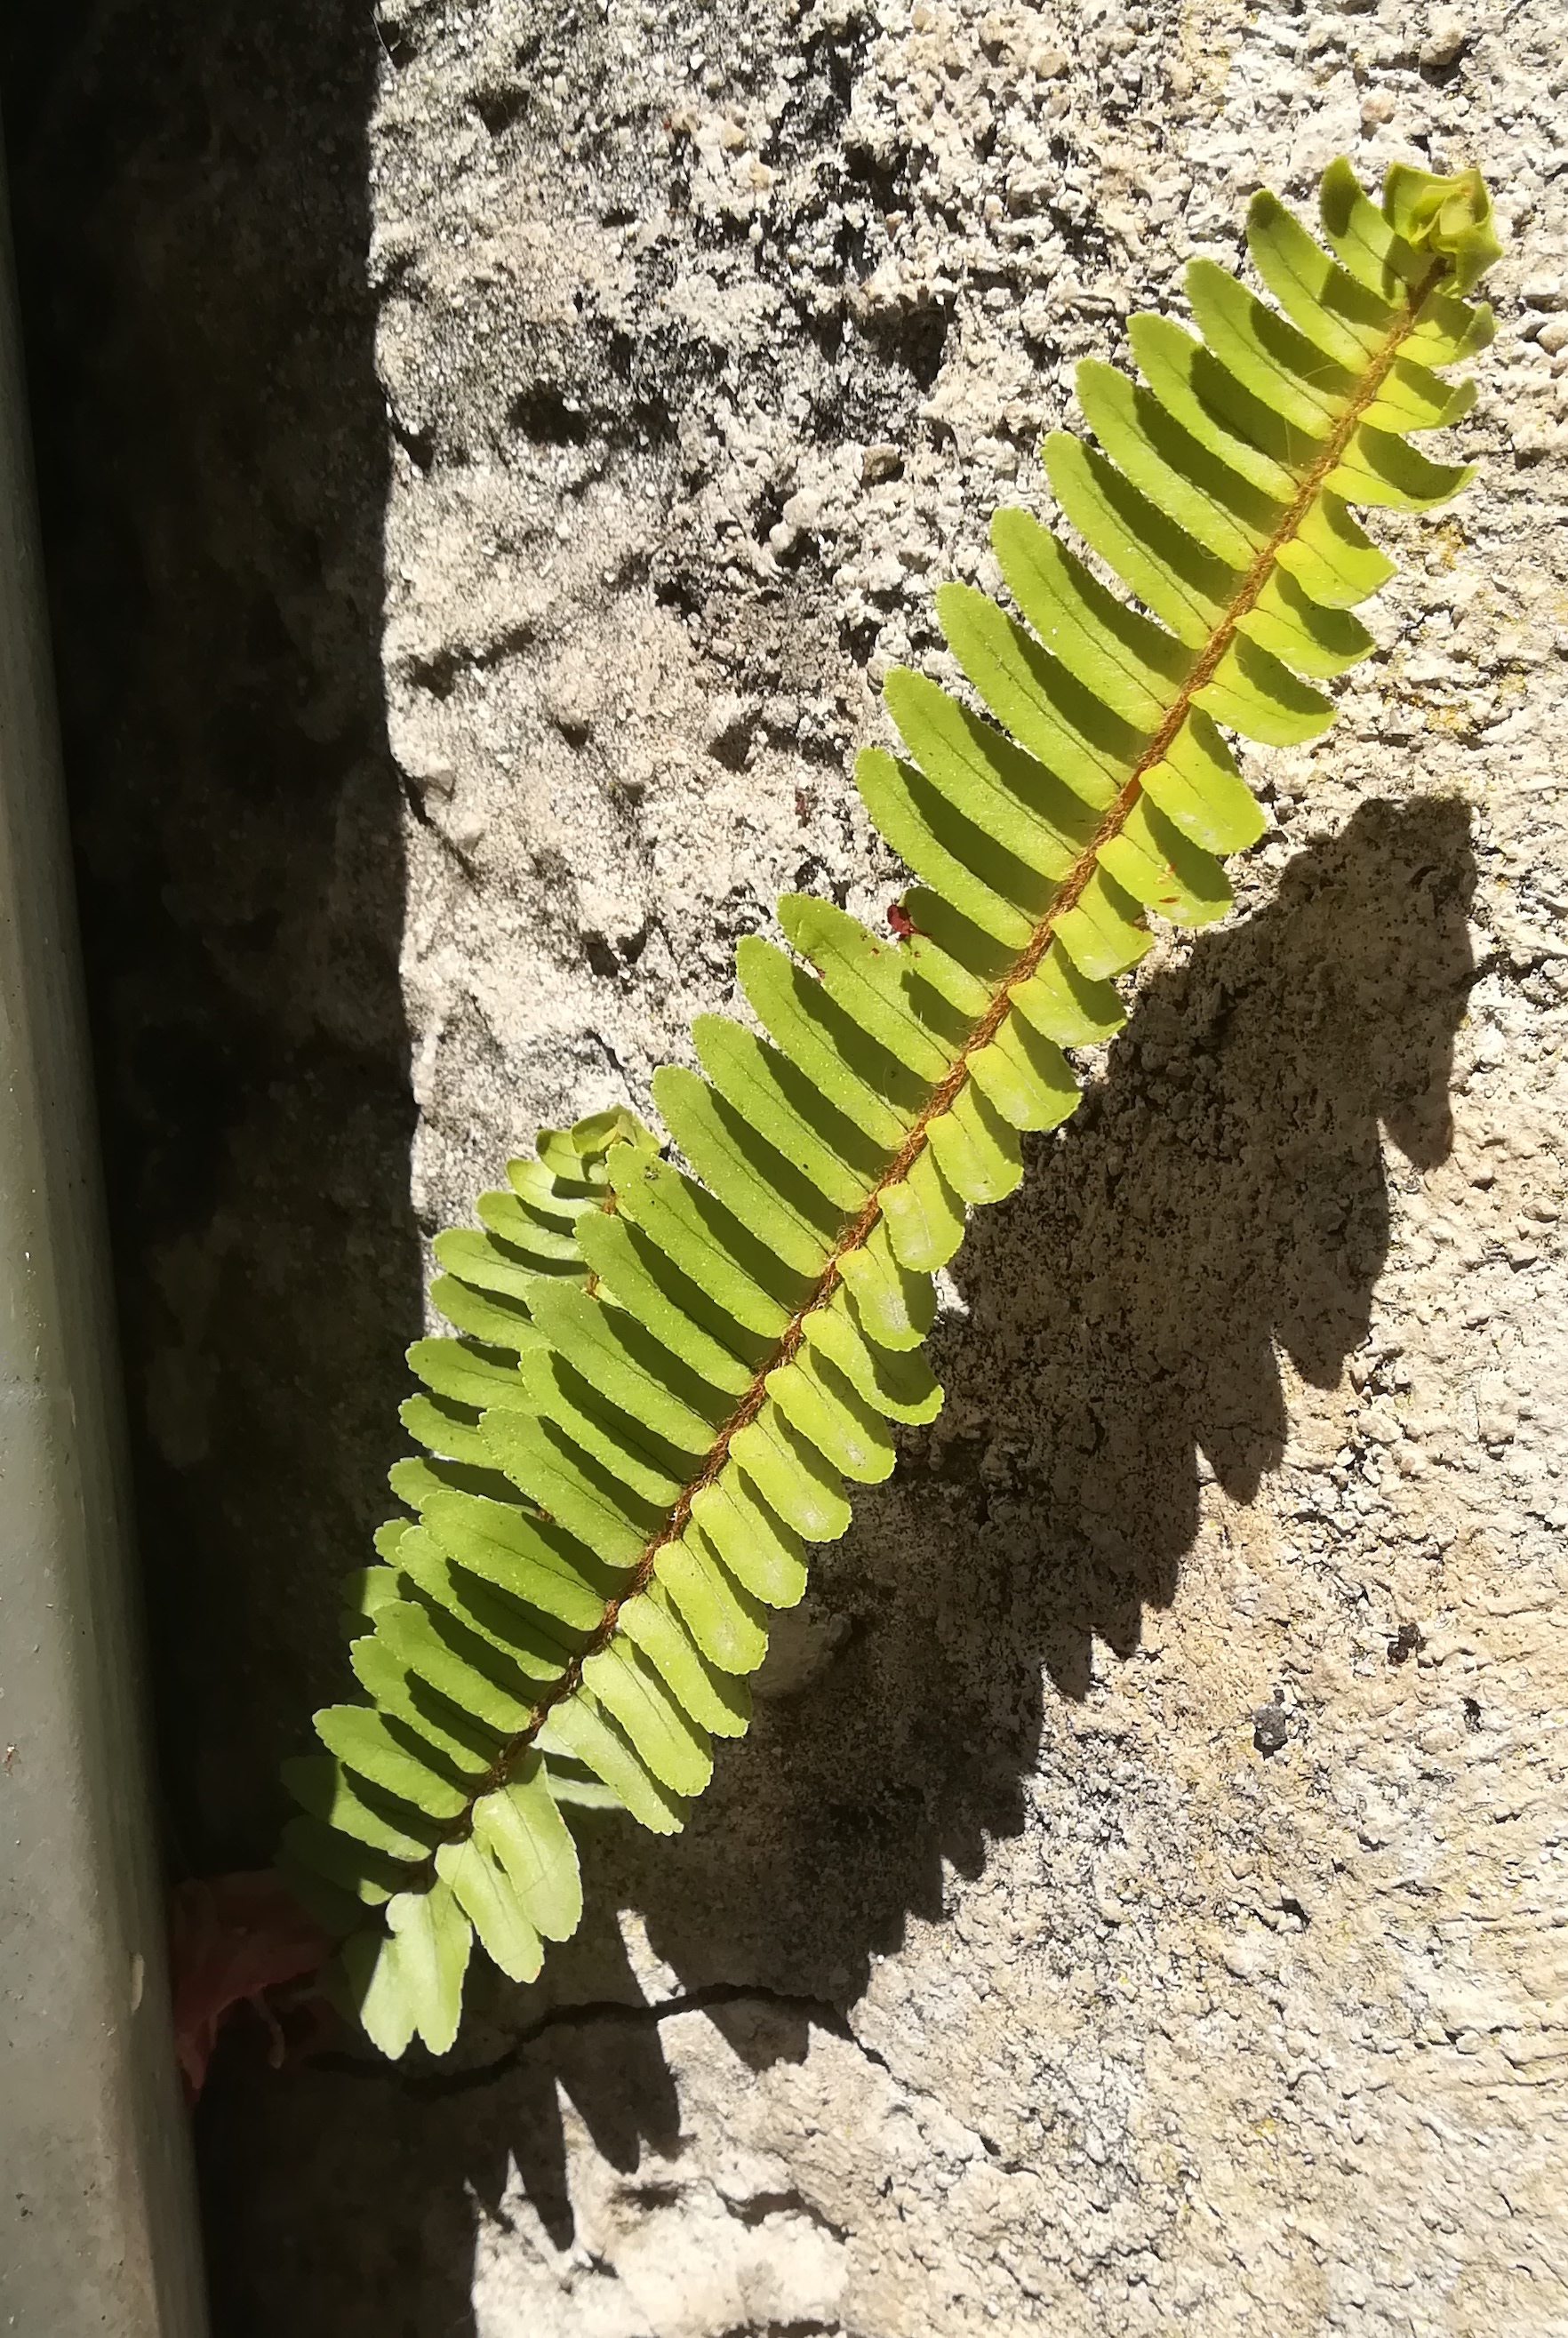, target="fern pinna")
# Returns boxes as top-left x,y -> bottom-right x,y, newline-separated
279,158 -> 1502,2054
